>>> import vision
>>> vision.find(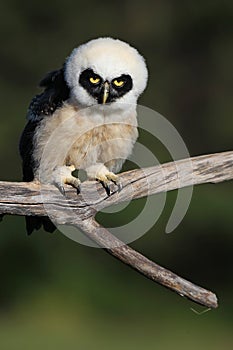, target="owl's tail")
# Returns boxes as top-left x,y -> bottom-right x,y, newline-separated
25,216 -> 56,235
